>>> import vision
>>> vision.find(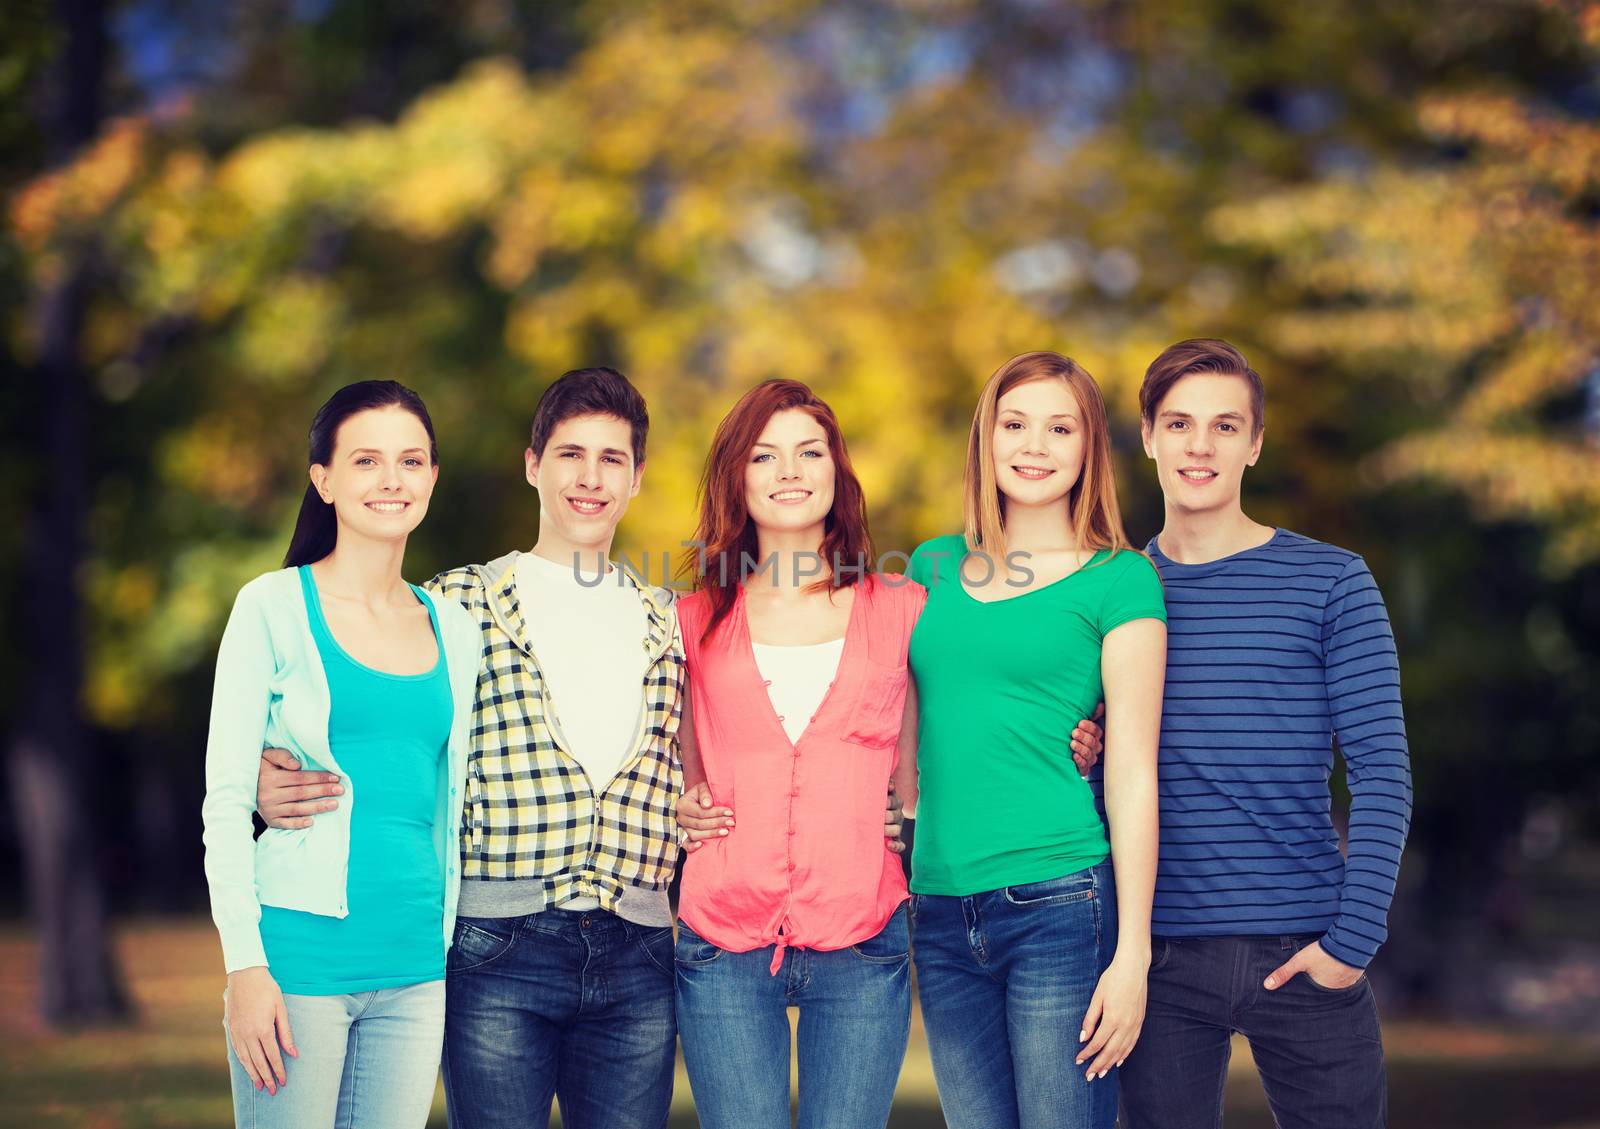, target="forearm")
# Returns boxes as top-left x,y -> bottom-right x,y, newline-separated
677,687 -> 707,791
202,791 -> 269,972
891,755 -> 918,819
1099,617 -> 1166,964
1104,759 -> 1157,962
1321,752 -> 1412,968
892,679 -> 920,817
1321,558 -> 1412,968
